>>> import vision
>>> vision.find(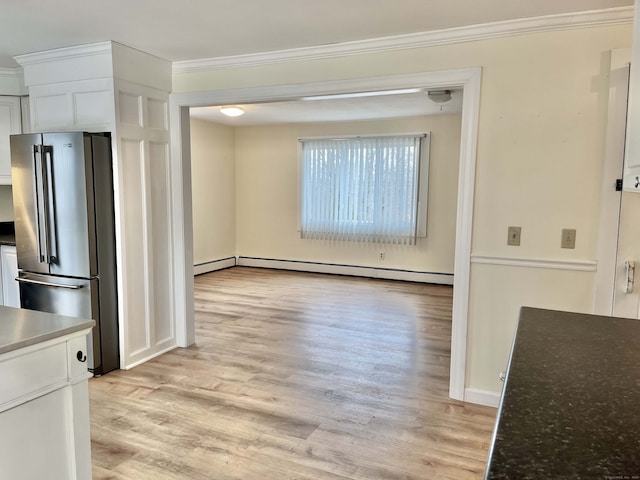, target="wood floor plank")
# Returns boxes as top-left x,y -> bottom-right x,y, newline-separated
90,267 -> 496,479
